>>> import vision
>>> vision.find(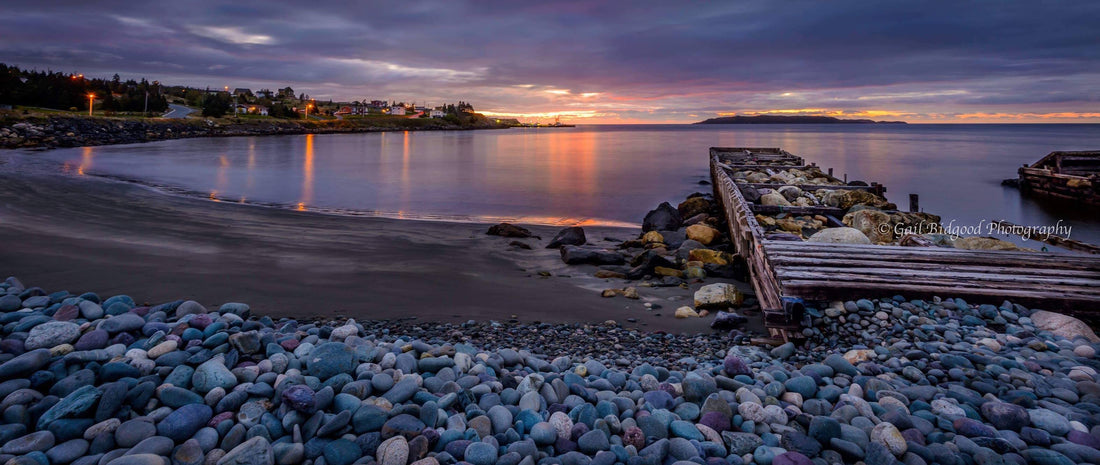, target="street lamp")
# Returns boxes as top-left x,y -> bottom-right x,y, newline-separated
87,93 -> 95,116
